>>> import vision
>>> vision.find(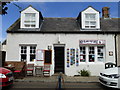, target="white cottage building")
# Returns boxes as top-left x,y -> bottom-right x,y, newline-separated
6,6 -> 119,76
